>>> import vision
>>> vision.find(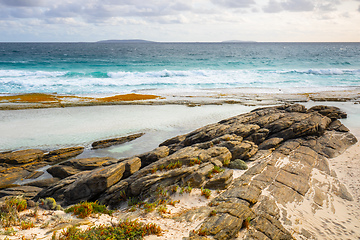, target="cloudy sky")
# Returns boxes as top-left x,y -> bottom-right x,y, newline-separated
0,0 -> 359,42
